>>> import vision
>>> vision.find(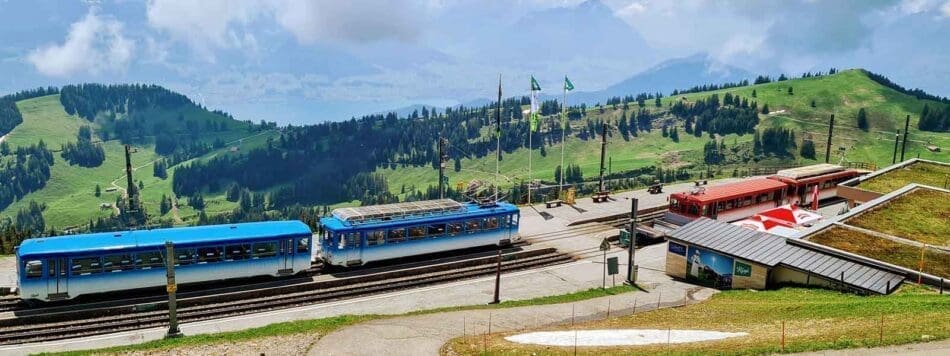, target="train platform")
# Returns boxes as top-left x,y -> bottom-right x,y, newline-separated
0,256 -> 16,294
1,229 -> 711,355
518,178 -> 744,237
